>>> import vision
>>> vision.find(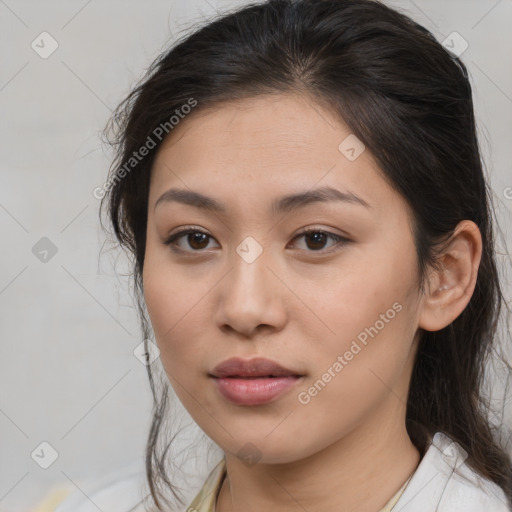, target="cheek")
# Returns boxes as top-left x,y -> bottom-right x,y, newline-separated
307,261 -> 406,342
143,244 -> 186,334
142,267 -> 174,339
297,254 -> 417,397
290,309 -> 415,450
142,259 -> 212,378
